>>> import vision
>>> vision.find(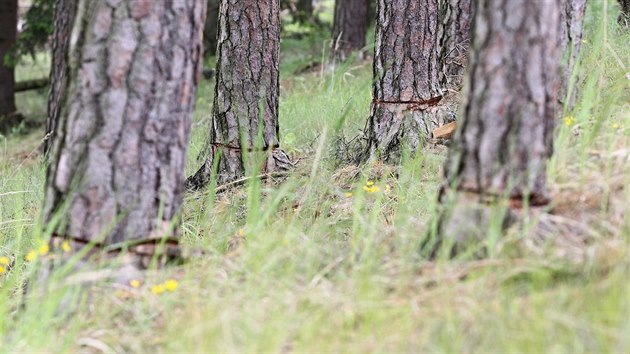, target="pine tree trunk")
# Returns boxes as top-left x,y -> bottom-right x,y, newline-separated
365,0 -> 452,161
43,0 -> 205,247
203,0 -> 220,56
560,0 -> 587,109
437,0 -> 561,251
439,0 -> 474,90
187,0 -> 292,190
619,0 -> 630,26
44,0 -> 76,155
0,0 -> 19,132
331,0 -> 368,61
